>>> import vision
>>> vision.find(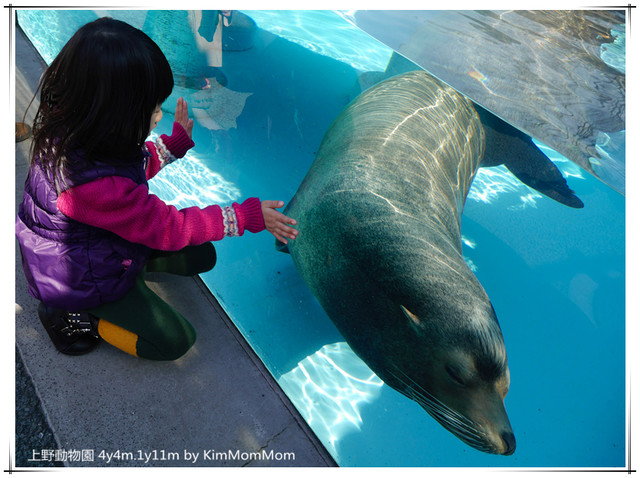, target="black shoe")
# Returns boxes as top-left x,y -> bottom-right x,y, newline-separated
37,303 -> 100,356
